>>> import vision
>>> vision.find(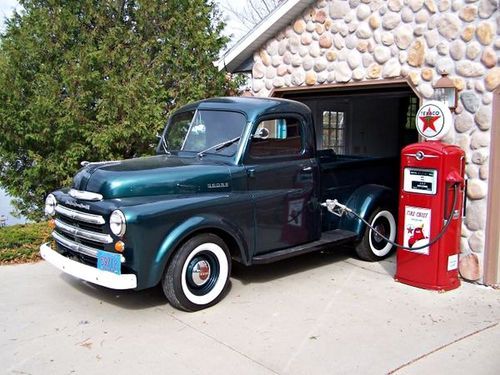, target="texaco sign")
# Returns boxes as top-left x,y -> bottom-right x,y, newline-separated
415,101 -> 452,141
